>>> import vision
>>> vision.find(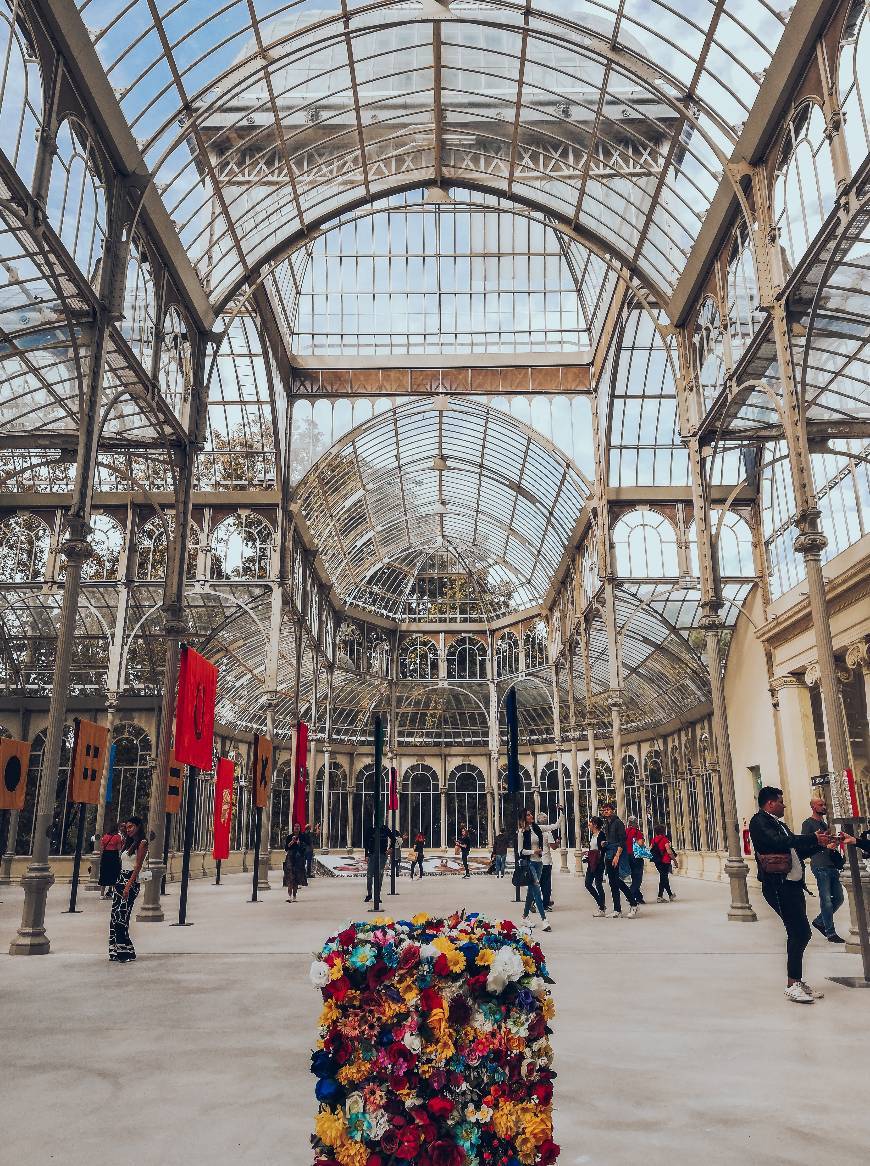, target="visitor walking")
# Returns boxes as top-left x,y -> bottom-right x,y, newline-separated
97,819 -> 123,899
305,823 -> 318,878
584,816 -> 607,916
492,828 -> 510,878
516,814 -> 551,931
109,816 -> 147,963
410,831 -> 425,878
801,797 -> 846,943
535,809 -> 561,909
625,815 -> 647,904
749,786 -> 831,1004
364,815 -> 399,903
650,823 -> 677,901
600,802 -> 639,918
456,824 -> 472,878
283,823 -> 308,902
